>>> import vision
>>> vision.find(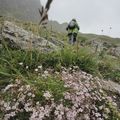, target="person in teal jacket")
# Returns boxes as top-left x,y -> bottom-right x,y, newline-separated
66,19 -> 80,44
